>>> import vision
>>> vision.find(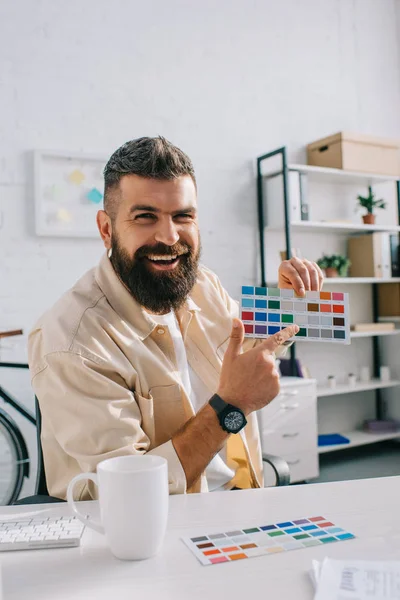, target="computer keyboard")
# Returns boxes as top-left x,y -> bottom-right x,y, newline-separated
0,515 -> 85,551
